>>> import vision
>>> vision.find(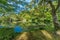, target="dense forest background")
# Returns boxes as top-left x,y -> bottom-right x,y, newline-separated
0,0 -> 60,40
